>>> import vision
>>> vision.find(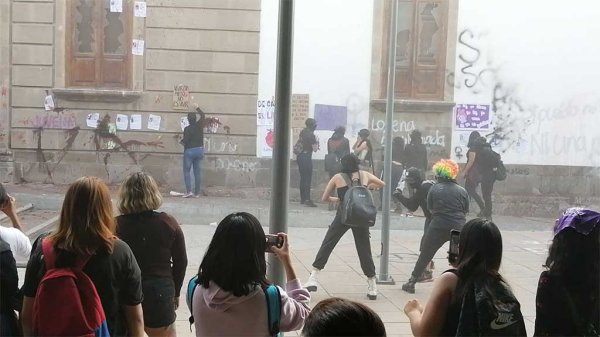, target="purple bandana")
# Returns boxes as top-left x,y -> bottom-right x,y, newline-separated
553,207 -> 600,236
